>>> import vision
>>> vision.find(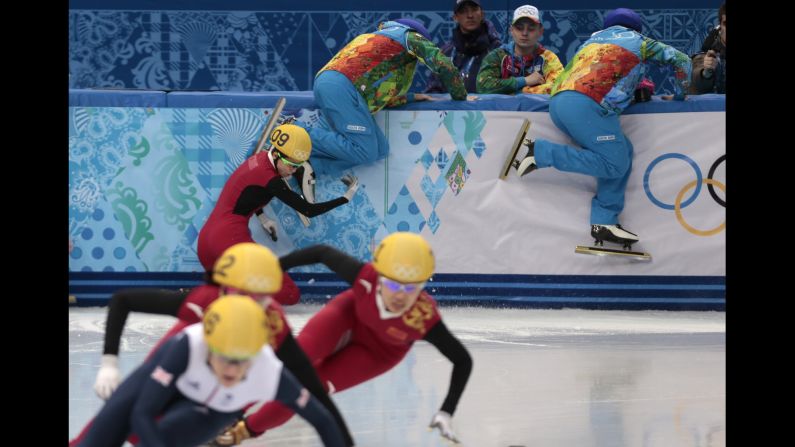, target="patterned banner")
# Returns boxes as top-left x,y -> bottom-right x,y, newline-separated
69,106 -> 725,276
69,8 -> 720,95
